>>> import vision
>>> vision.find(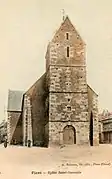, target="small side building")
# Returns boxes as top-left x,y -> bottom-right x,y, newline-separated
0,120 -> 7,143
7,90 -> 24,145
99,110 -> 112,144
